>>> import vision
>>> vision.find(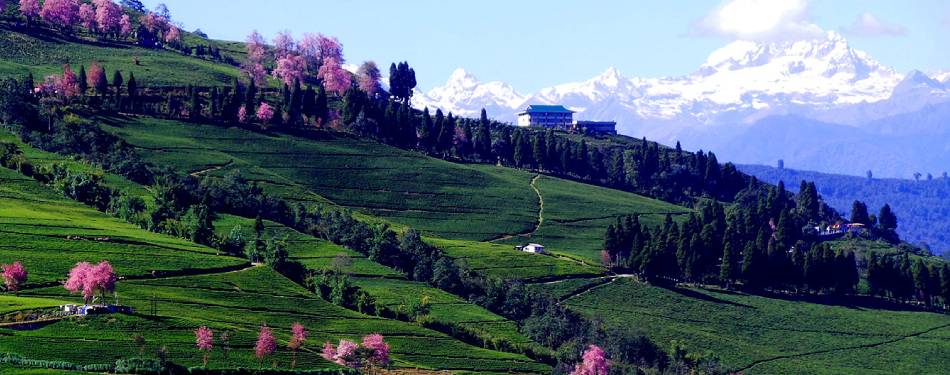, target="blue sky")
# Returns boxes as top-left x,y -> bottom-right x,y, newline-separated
142,0 -> 950,92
